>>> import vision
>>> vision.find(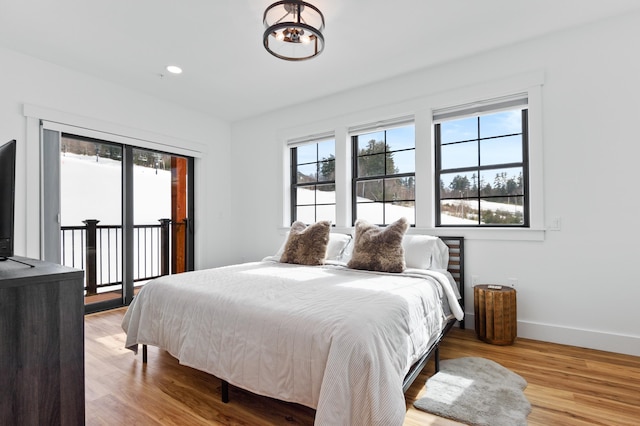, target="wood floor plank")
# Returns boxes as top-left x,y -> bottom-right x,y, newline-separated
85,308 -> 640,425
